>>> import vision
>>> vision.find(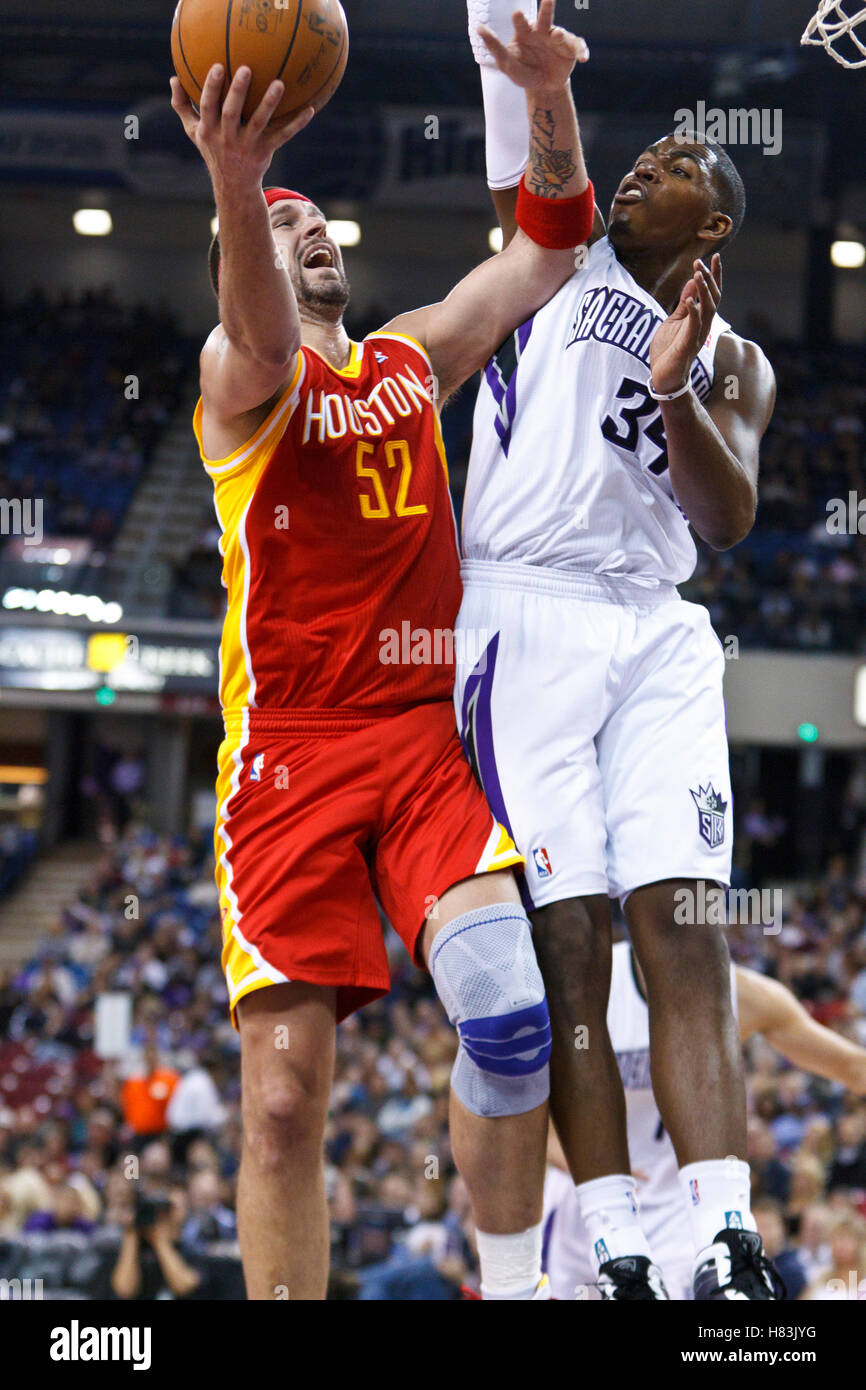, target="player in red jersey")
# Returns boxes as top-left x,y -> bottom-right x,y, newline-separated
172,2 -> 595,1300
